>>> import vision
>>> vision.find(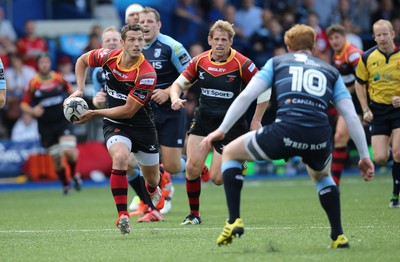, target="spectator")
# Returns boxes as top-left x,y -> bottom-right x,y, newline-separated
342,16 -> 364,50
16,20 -> 48,71
57,55 -> 76,85
83,33 -> 101,53
296,0 -> 315,25
0,6 -> 17,69
5,53 -> 35,98
371,0 -> 399,26
174,0 -> 205,48
206,0 -> 227,24
11,112 -> 40,142
306,11 -> 330,62
0,58 -> 5,109
234,0 -> 263,40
